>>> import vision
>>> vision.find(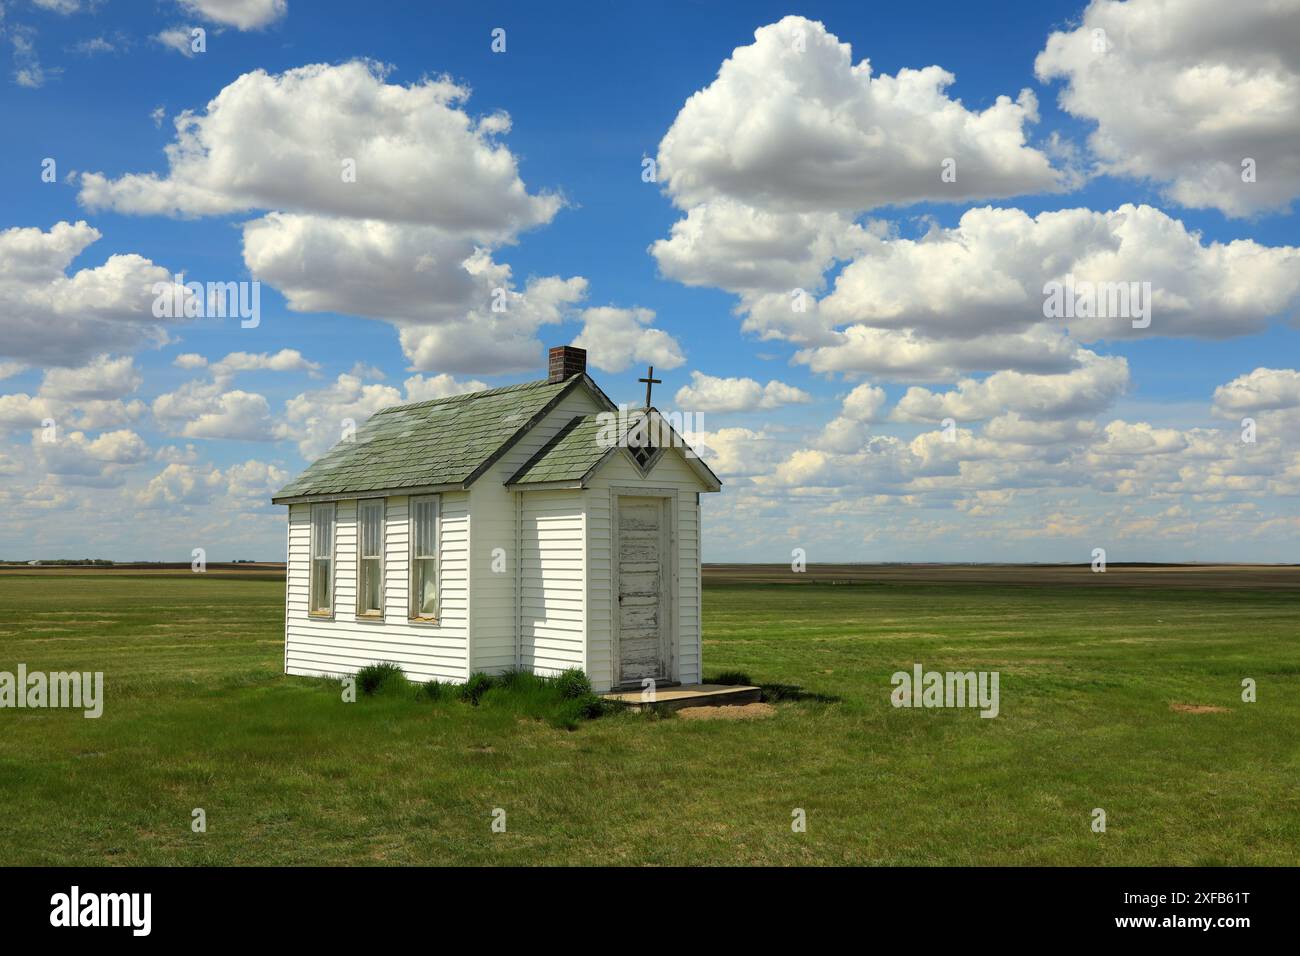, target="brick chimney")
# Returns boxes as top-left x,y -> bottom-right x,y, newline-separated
548,345 -> 587,383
